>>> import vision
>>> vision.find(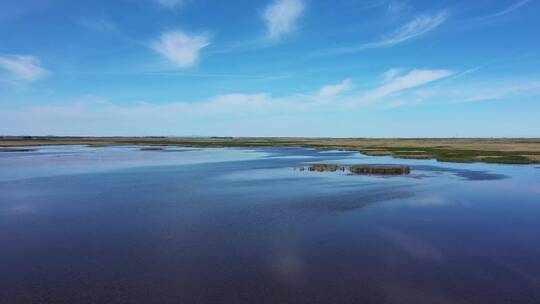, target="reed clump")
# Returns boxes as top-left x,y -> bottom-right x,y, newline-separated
297,164 -> 410,175
349,165 -> 410,175
307,164 -> 346,172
